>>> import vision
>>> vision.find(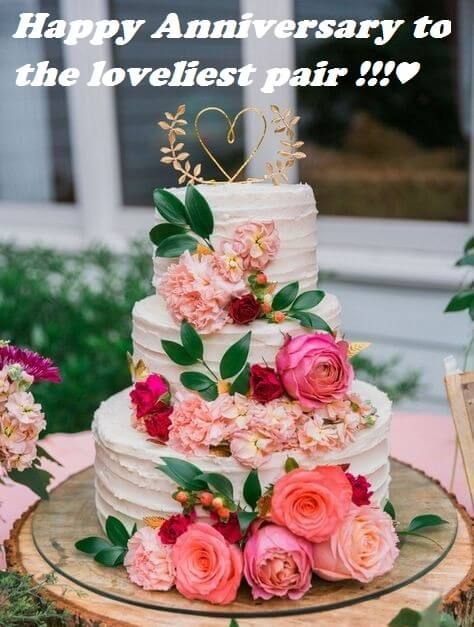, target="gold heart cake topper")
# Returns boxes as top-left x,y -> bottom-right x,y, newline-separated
194,107 -> 267,183
158,104 -> 306,186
